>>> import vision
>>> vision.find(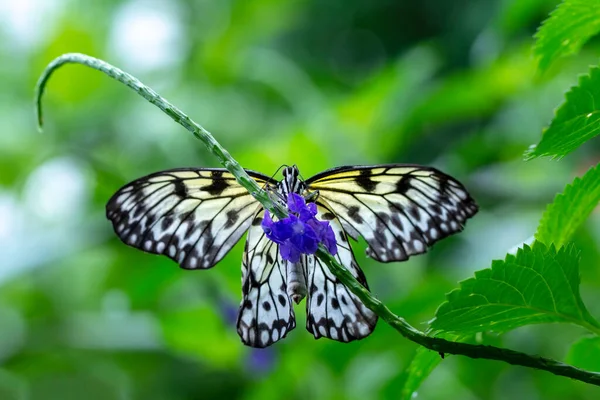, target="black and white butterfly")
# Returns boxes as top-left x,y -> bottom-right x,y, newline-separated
106,164 -> 478,347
